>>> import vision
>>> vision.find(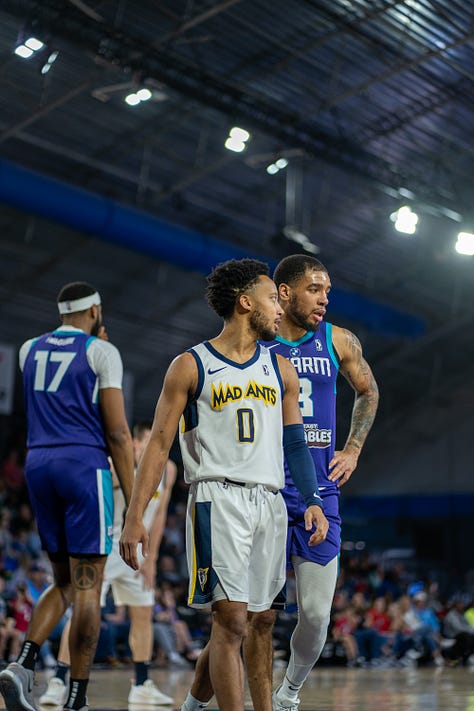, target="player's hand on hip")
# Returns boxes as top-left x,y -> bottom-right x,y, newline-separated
120,520 -> 149,570
328,446 -> 359,488
304,505 -> 329,546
